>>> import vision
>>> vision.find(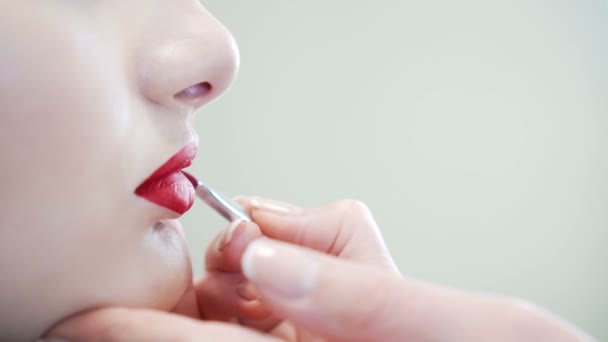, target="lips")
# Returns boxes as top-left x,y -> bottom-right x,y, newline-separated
135,142 -> 198,215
